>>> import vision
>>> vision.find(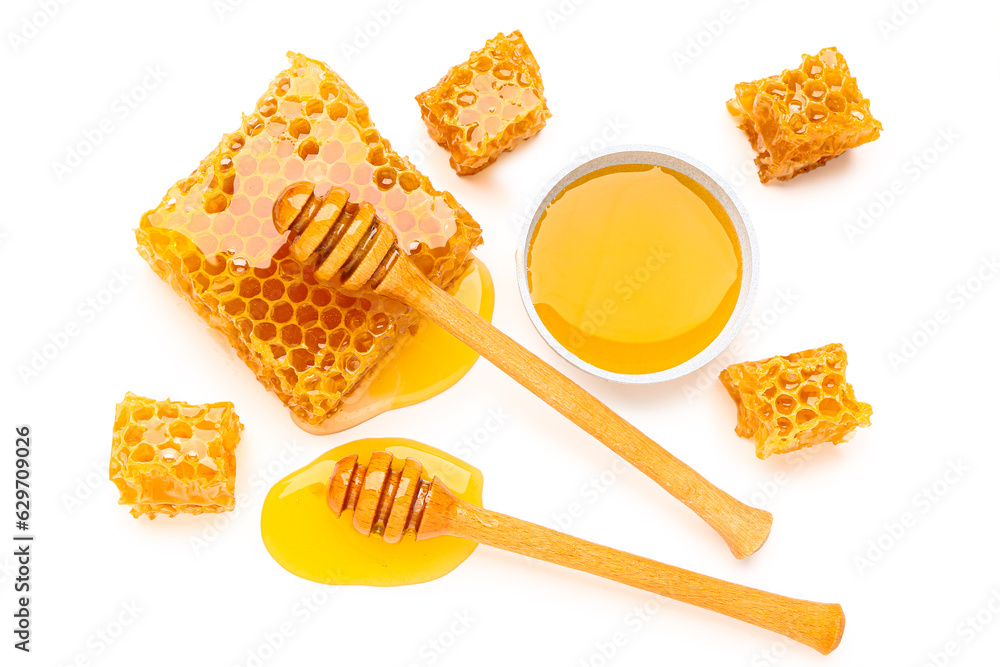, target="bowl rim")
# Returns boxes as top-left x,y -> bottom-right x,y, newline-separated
514,144 -> 759,384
